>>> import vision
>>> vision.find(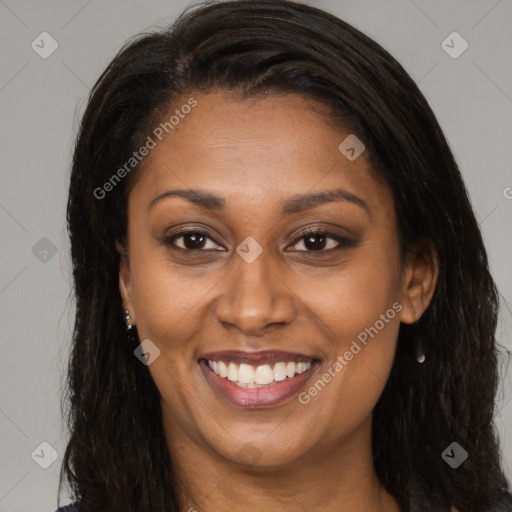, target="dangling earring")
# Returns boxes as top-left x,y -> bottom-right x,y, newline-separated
411,306 -> 426,363
123,308 -> 135,335
415,342 -> 426,363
